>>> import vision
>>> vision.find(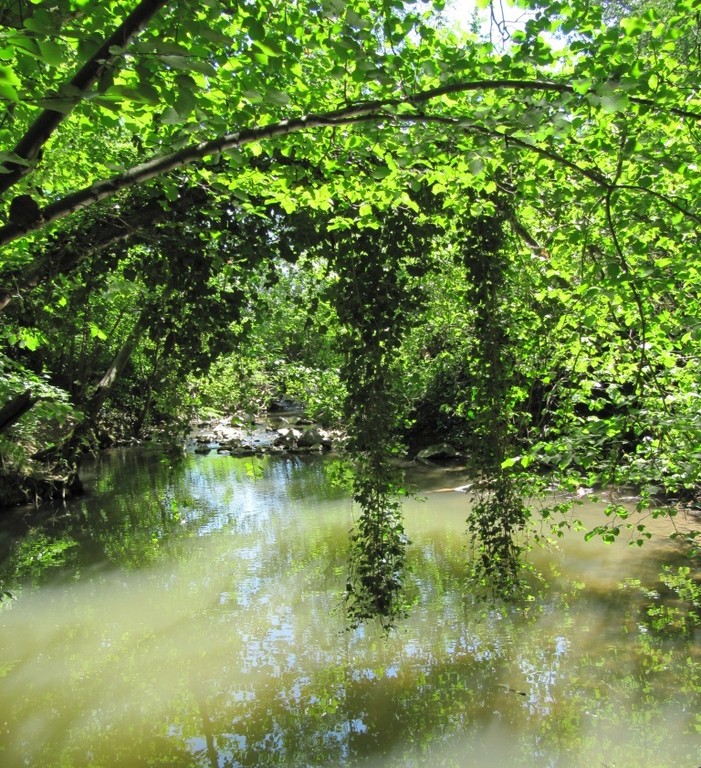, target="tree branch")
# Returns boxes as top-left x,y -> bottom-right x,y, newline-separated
402,78 -> 701,121
506,212 -> 543,254
0,389 -> 38,433
0,108 -> 383,247
0,0 -> 170,198
0,186 -> 204,311
615,183 -> 701,224
1,77 -> 699,247
398,111 -> 613,187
